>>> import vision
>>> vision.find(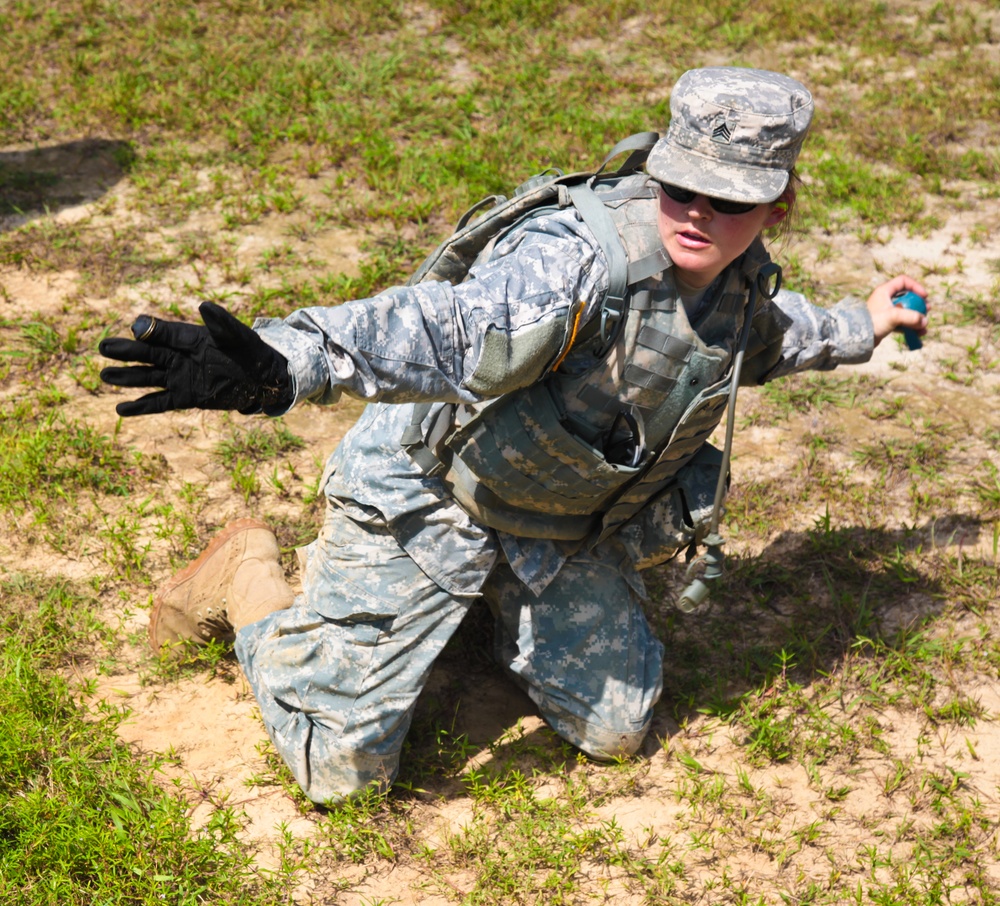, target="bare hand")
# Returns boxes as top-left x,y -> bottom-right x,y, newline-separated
867,276 -> 929,347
